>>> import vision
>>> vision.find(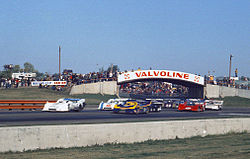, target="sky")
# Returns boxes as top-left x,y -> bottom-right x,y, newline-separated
0,0 -> 249,77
